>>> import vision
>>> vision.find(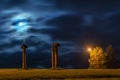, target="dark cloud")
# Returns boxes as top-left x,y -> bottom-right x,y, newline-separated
46,14 -> 83,41
0,0 -> 119,68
